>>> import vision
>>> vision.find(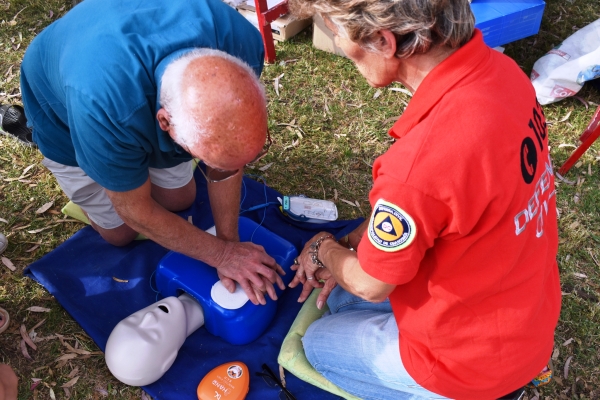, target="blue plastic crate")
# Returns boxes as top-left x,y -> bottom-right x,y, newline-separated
155,217 -> 298,345
472,0 -> 545,48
